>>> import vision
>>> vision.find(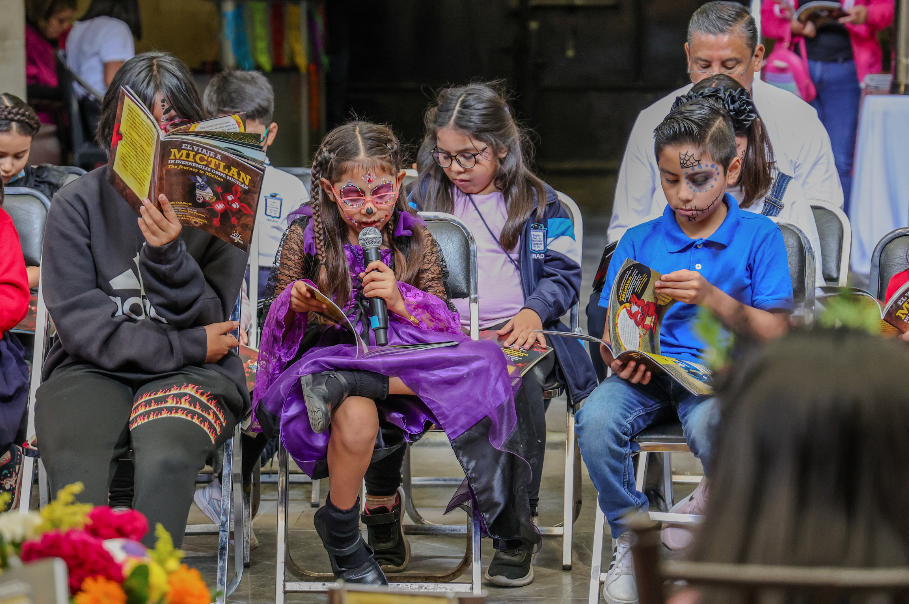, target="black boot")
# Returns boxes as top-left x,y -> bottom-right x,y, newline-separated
300,371 -> 389,433
362,489 -> 410,572
314,495 -> 388,585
